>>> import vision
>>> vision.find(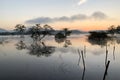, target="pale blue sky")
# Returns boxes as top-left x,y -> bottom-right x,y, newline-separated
0,0 -> 120,30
